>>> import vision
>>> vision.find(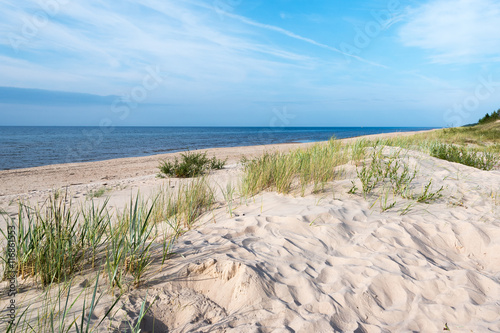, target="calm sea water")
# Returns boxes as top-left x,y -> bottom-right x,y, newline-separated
0,126 -> 435,170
